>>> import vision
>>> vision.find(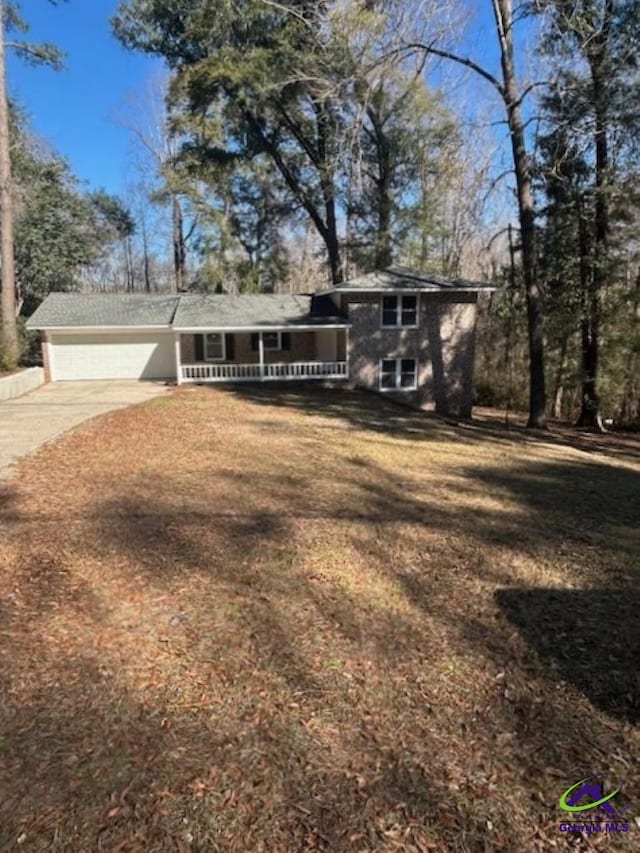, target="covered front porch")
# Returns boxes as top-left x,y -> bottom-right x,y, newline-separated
175,327 -> 349,384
